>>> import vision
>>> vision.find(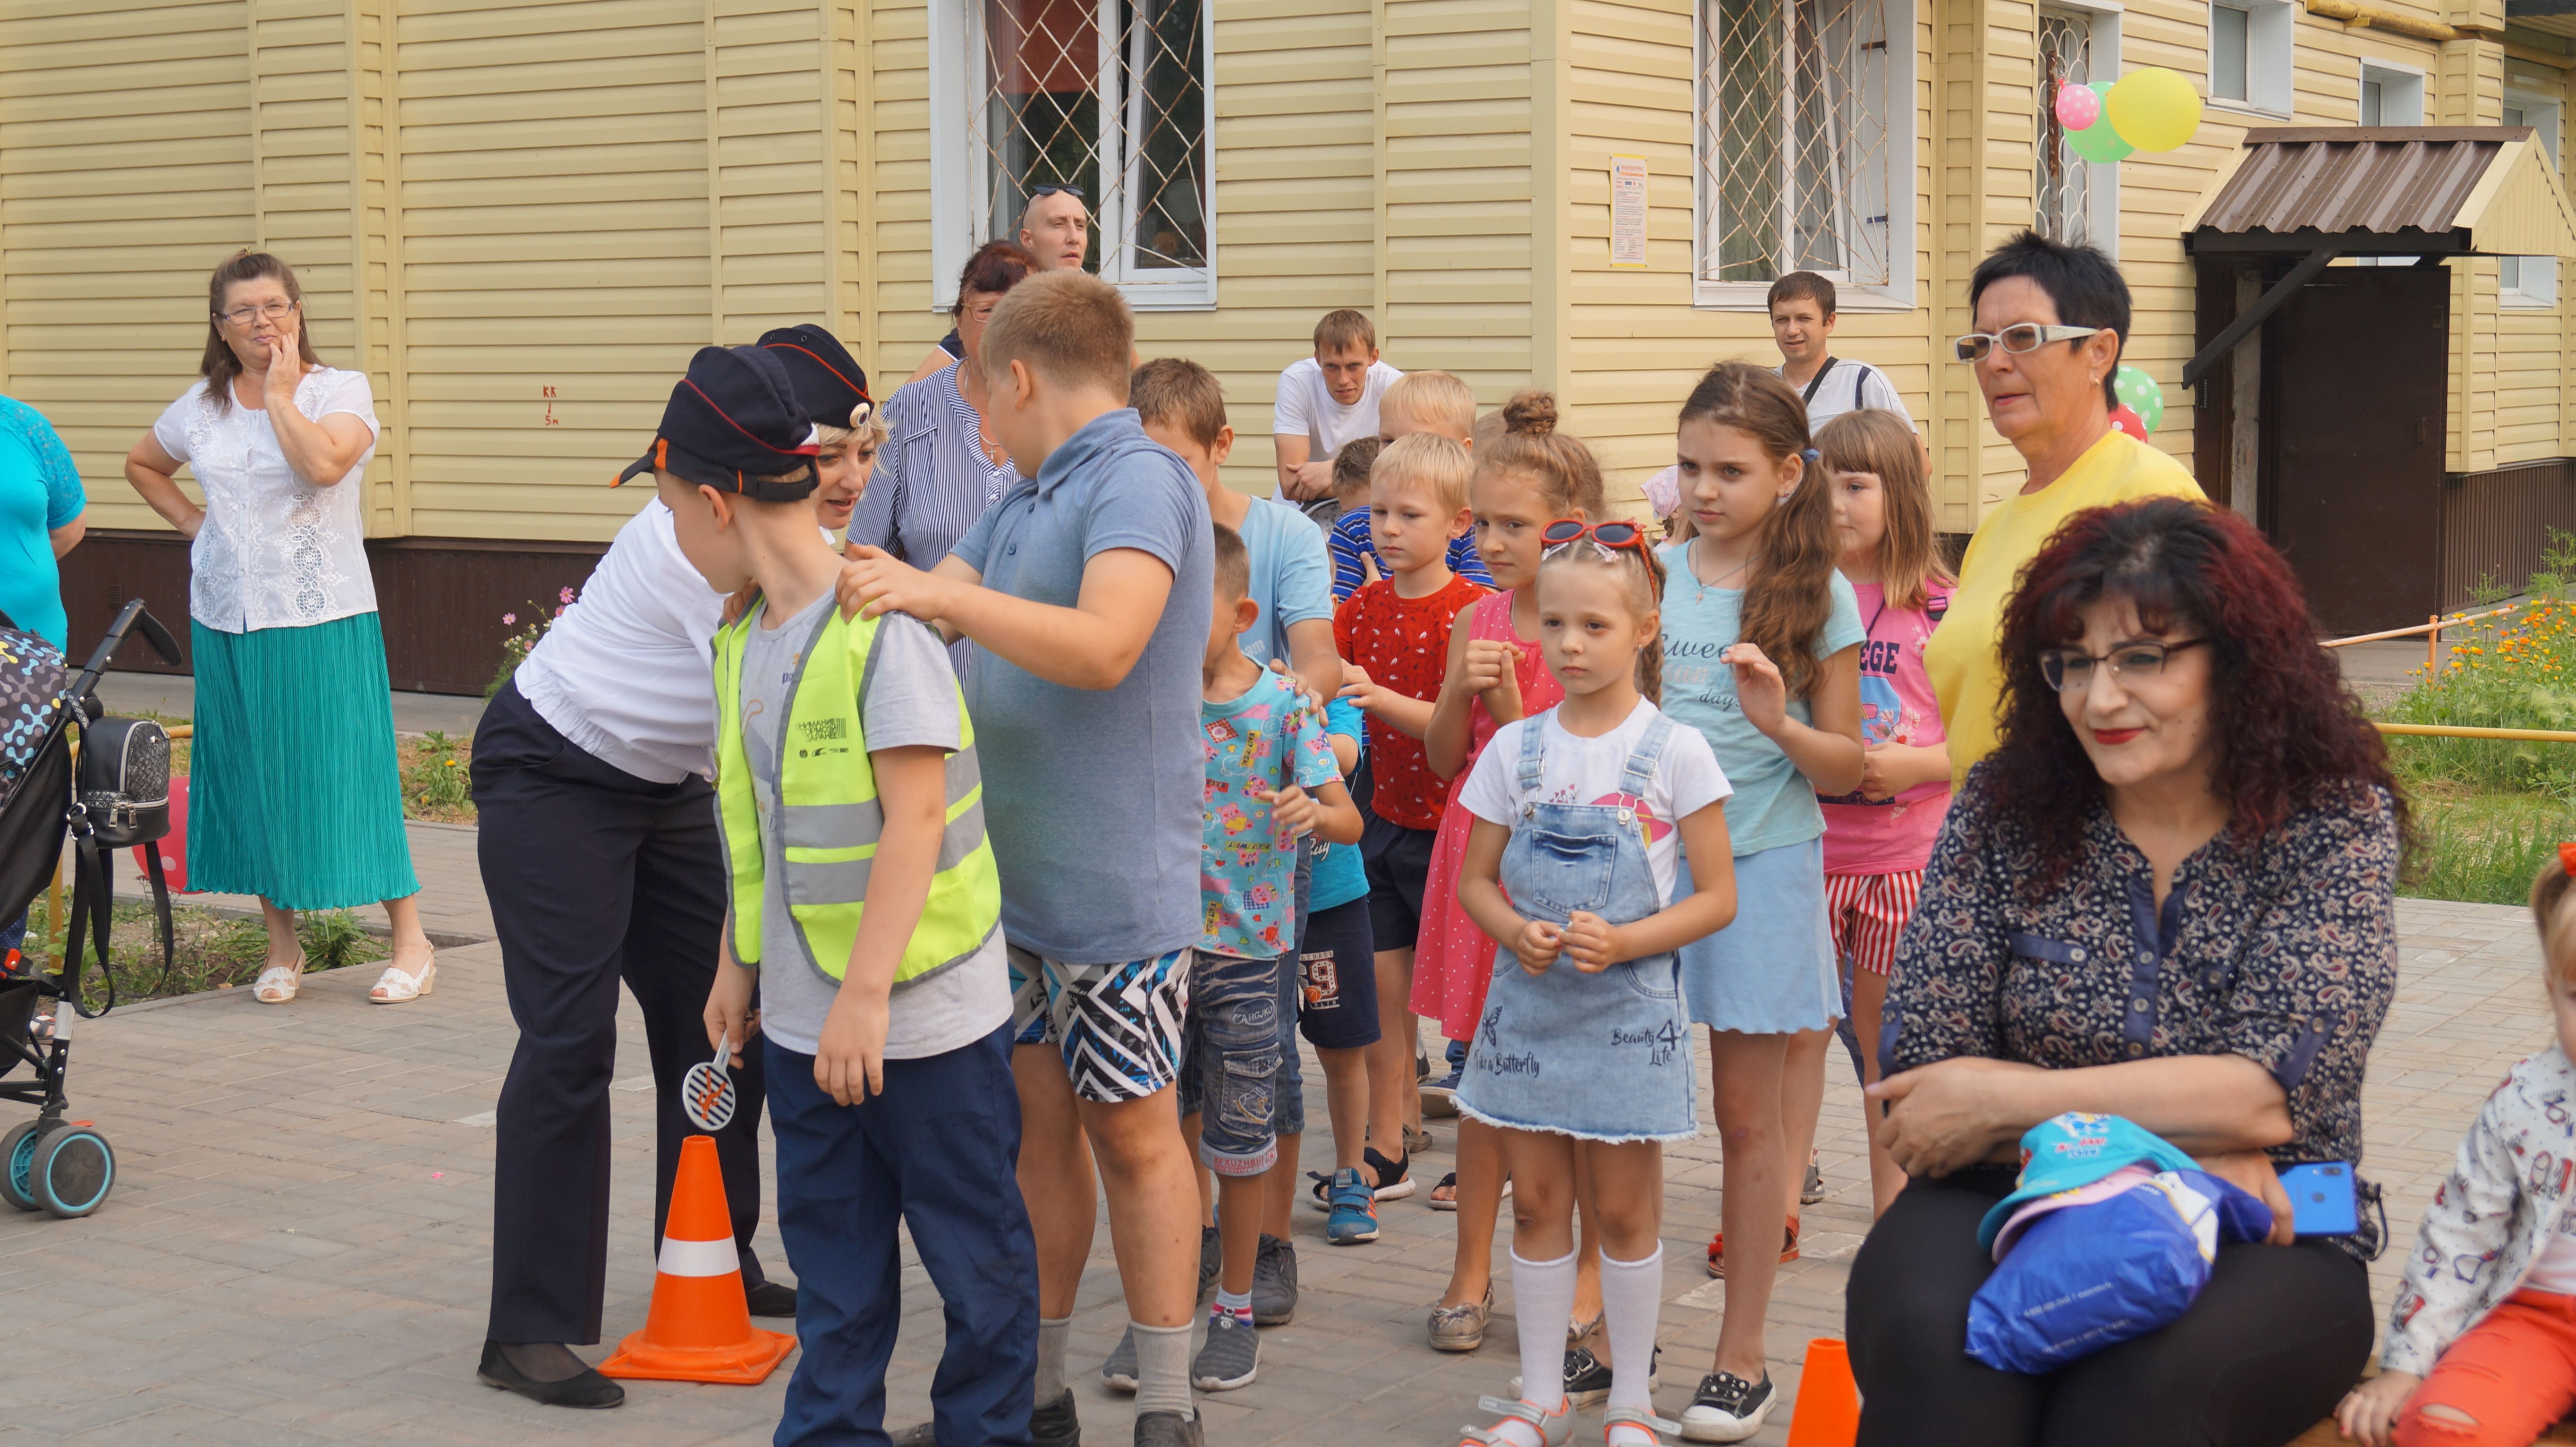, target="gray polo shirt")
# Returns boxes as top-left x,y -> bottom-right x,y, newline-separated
950,408 -> 1213,964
